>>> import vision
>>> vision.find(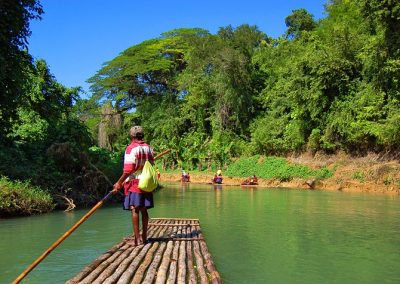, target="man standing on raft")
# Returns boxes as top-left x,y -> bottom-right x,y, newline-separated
113,126 -> 154,246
